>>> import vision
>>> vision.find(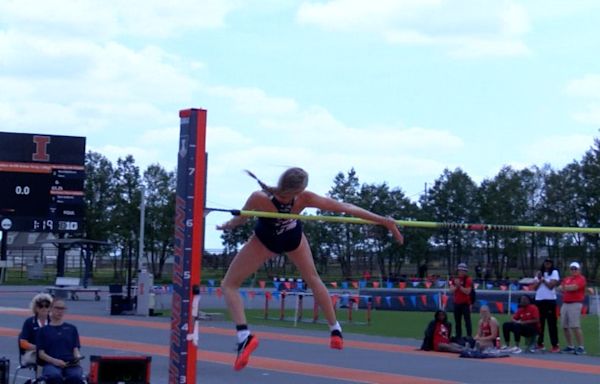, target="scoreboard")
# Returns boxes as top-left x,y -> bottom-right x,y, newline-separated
0,132 -> 86,233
